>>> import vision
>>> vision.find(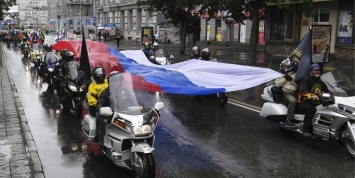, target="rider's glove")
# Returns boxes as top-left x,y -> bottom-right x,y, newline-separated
284,74 -> 292,81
